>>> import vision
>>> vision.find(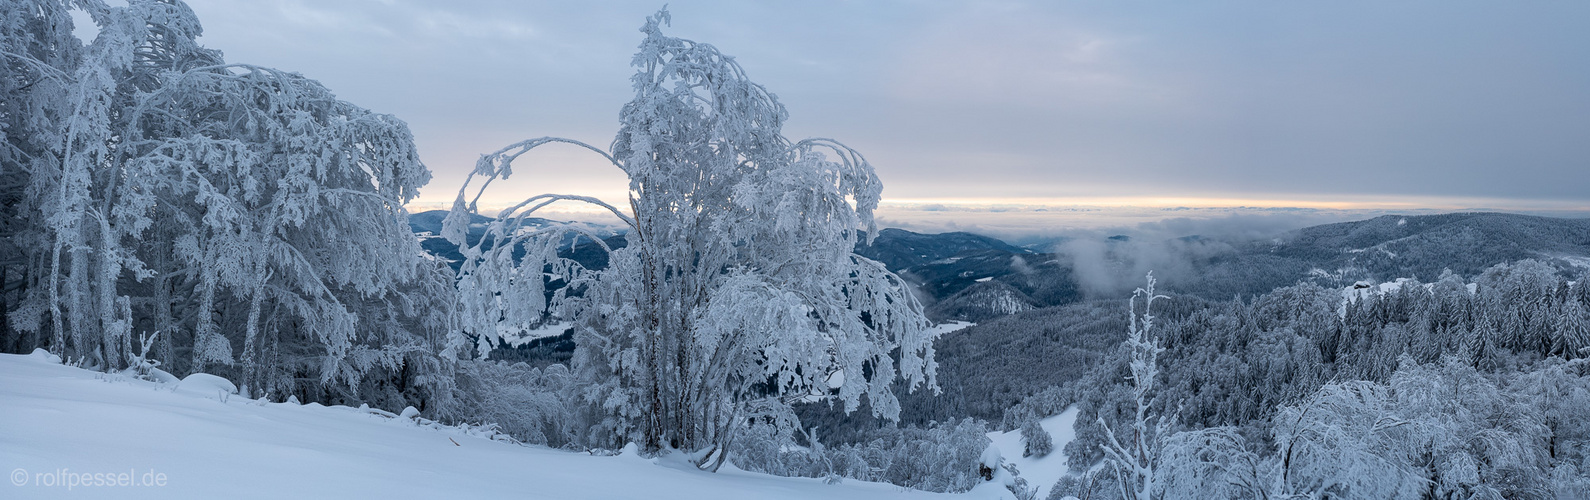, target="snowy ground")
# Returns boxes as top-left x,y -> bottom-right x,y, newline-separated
930,321 -> 976,336
0,352 -> 1061,499
986,407 -> 1080,499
